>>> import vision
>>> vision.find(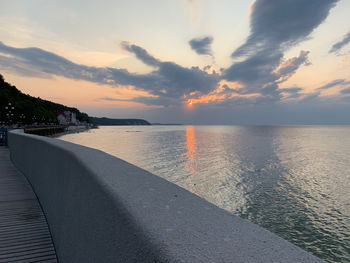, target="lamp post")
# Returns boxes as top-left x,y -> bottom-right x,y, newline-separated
4,102 -> 15,125
19,113 -> 26,126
